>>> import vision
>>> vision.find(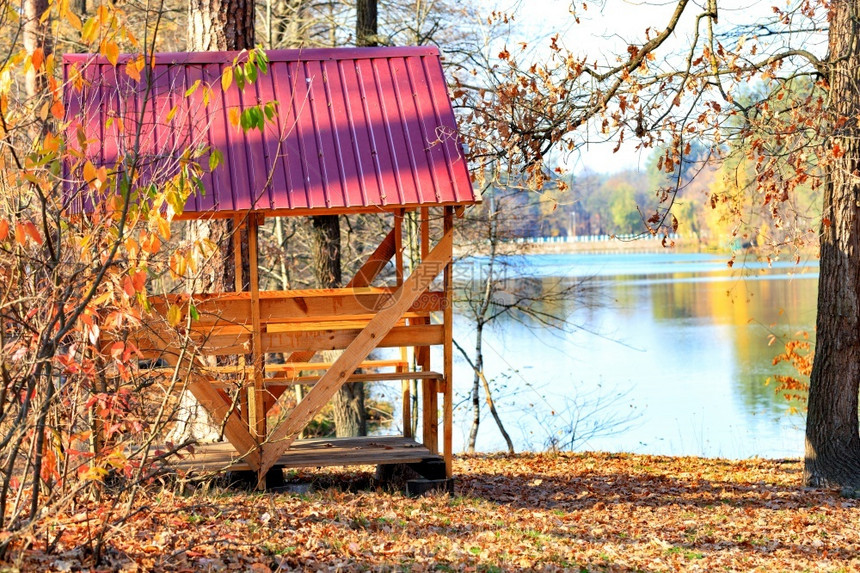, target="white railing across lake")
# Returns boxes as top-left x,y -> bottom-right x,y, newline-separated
509,233 -> 682,244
